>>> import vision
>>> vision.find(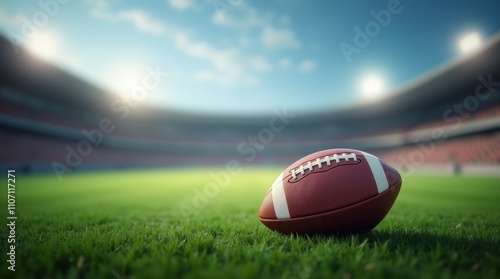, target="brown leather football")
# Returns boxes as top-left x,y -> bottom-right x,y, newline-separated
259,148 -> 402,235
